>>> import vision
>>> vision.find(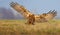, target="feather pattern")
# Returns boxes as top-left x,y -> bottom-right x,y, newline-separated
10,2 -> 57,24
